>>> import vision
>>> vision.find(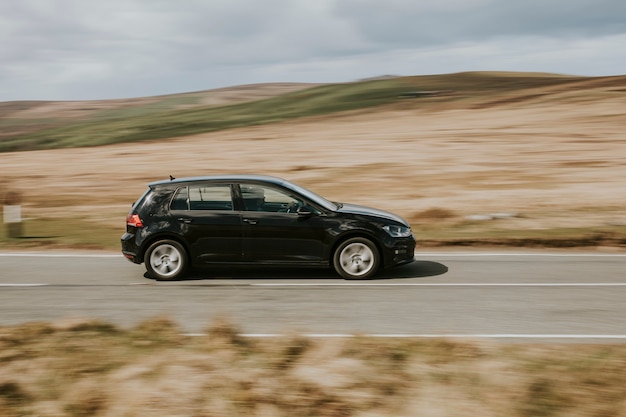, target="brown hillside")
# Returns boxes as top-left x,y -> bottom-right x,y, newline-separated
1,73 -> 626,248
